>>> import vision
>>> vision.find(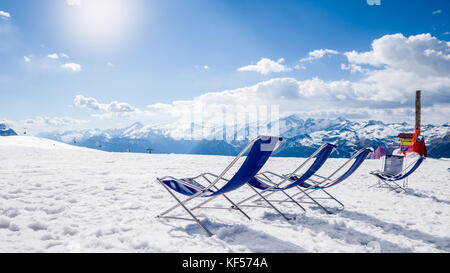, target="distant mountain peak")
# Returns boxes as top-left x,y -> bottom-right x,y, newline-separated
0,123 -> 17,136
283,113 -> 304,120
127,121 -> 144,129
122,122 -> 144,134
